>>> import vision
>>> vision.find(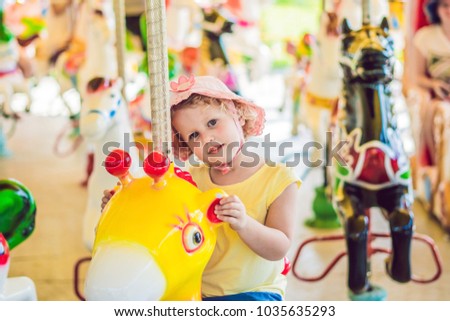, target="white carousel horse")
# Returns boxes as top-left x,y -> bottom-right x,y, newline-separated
0,234 -> 37,301
33,0 -> 77,80
53,0 -> 117,98
300,8 -> 341,146
282,33 -> 314,136
51,0 -> 117,176
0,26 -> 31,157
77,0 -> 117,98
79,77 -> 140,251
